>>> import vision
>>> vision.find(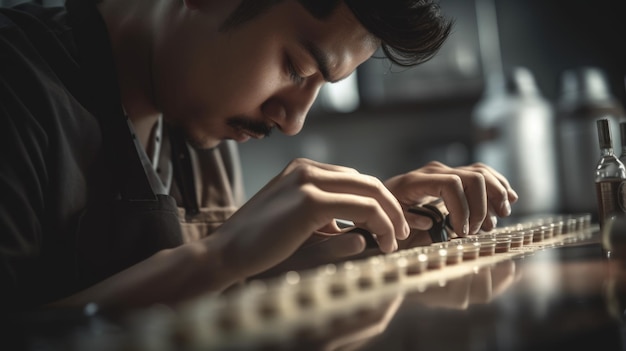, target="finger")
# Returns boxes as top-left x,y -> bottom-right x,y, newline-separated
468,266 -> 493,304
396,164 -> 475,235
480,209 -> 498,232
406,174 -> 470,236
293,165 -> 410,241
405,212 -> 434,231
283,158 -> 360,175
475,168 -> 511,219
316,220 -> 343,234
456,164 -> 513,220
400,228 -> 435,248
467,163 -> 519,203
265,158 -> 362,191
309,189 -> 400,253
451,169 -> 488,234
490,260 -> 516,297
464,162 -> 512,189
